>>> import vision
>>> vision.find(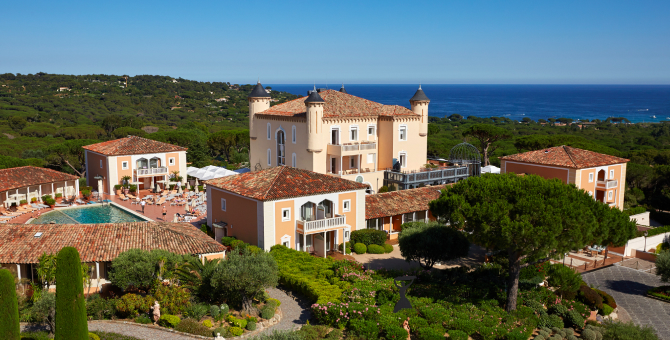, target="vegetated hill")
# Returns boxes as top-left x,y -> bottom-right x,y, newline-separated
0,72 -> 298,130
